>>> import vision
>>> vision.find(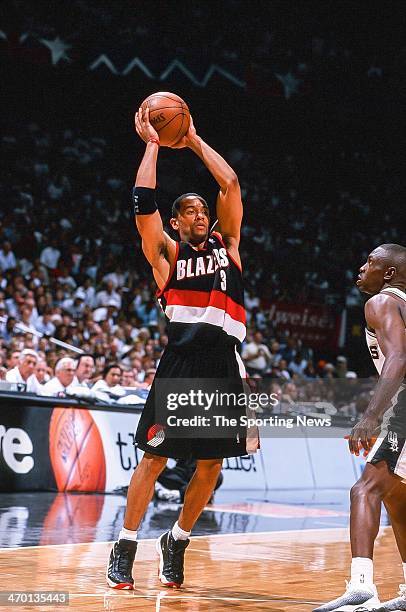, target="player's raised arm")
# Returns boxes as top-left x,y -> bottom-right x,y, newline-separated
171,118 -> 243,266
348,294 -> 406,455
133,107 -> 176,289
